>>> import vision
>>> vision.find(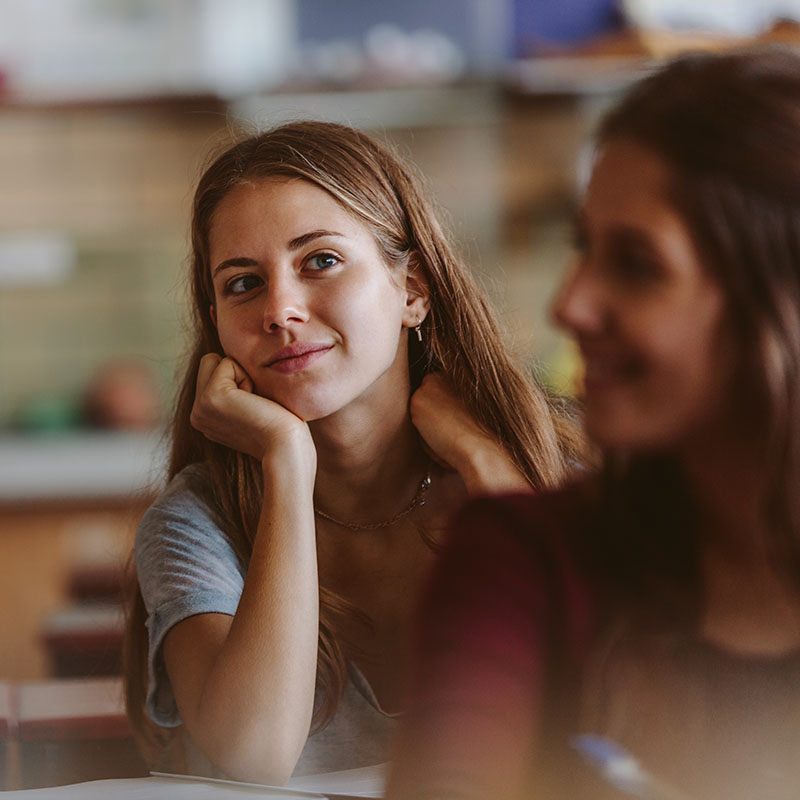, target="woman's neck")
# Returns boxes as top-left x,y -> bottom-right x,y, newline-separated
679,438 -> 800,656
699,545 -> 800,656
680,425 -> 766,558
309,395 -> 427,527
